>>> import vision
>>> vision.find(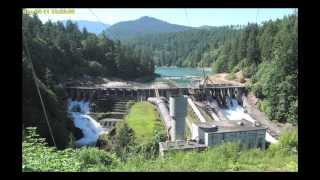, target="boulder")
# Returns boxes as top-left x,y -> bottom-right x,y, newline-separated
73,127 -> 84,140
96,133 -> 112,151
